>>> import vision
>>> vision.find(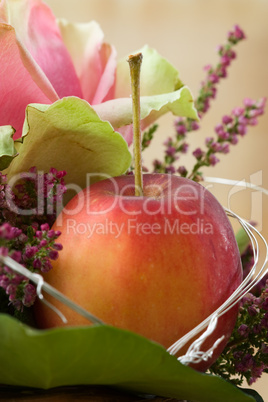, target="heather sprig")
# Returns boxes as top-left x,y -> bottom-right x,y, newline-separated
142,124 -> 159,151
209,281 -> 268,386
195,24 -> 245,118
0,222 -> 62,311
151,119 -> 196,175
0,167 -> 67,228
189,97 -> 266,180
0,167 -> 66,311
152,24 -> 247,176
